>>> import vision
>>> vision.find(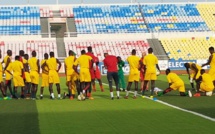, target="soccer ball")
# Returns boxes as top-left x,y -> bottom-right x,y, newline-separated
77,94 -> 86,101
156,69 -> 160,76
78,95 -> 82,101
